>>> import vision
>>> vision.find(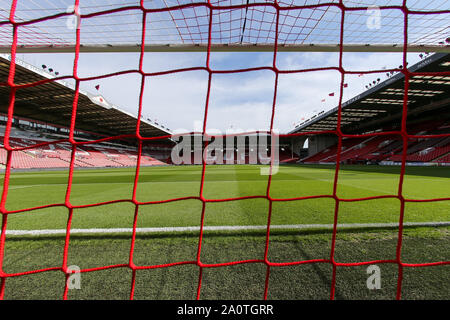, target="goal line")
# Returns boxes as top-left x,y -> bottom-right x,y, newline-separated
3,221 -> 450,237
